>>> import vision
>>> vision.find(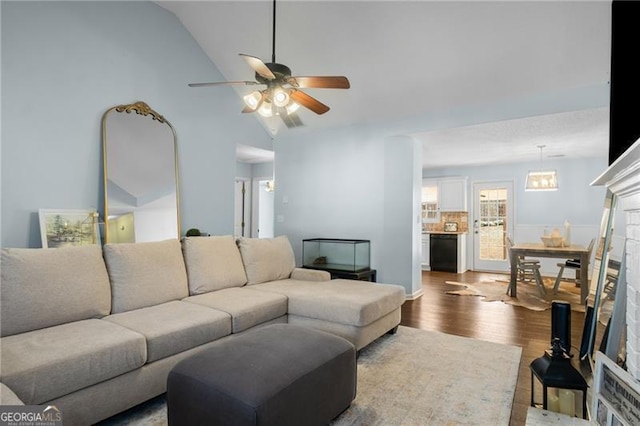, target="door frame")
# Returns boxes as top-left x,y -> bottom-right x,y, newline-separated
472,180 -> 515,272
234,178 -> 251,237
